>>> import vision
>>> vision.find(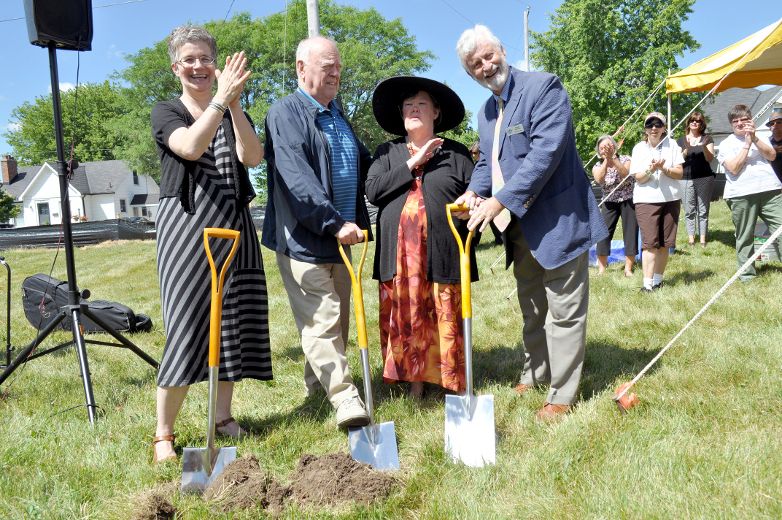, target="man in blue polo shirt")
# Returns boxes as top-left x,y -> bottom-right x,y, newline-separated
263,36 -> 373,427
